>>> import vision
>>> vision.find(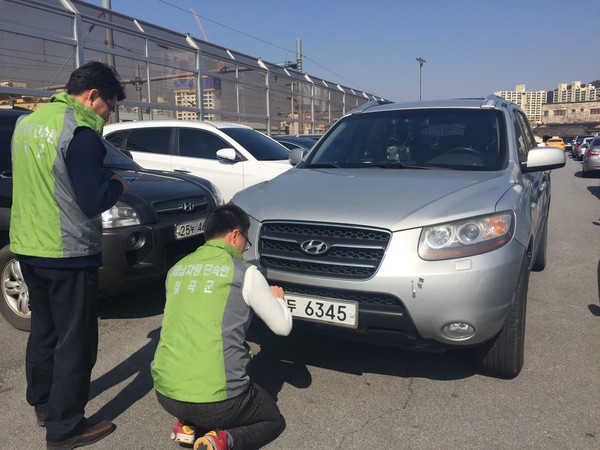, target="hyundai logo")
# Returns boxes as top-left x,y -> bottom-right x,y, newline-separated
300,239 -> 329,255
181,201 -> 195,212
